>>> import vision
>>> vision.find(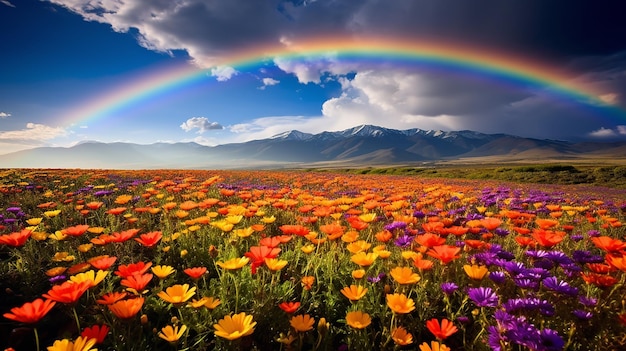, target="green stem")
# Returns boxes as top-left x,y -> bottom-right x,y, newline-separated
34,327 -> 40,351
73,306 -> 81,332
